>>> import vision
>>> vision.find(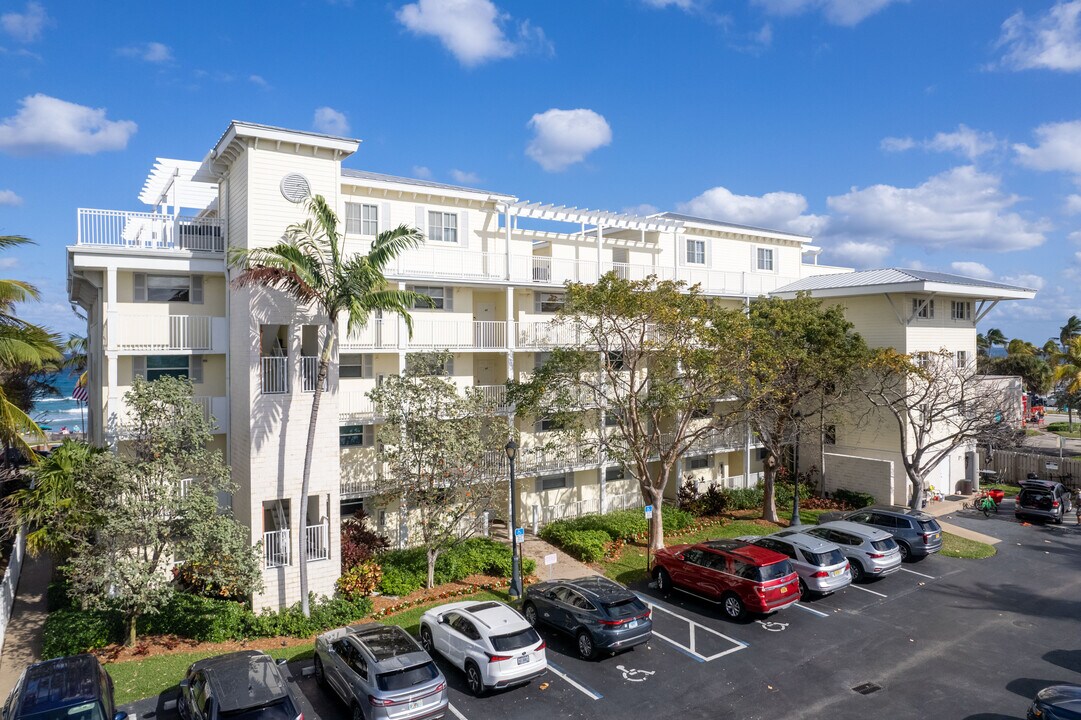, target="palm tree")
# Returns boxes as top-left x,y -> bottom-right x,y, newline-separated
1052,337 -> 1081,430
229,195 -> 424,616
985,328 -> 1008,349
1060,315 -> 1081,349
61,334 -> 87,375
977,333 -> 990,357
1042,339 -> 1060,358
1007,338 -> 1037,356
